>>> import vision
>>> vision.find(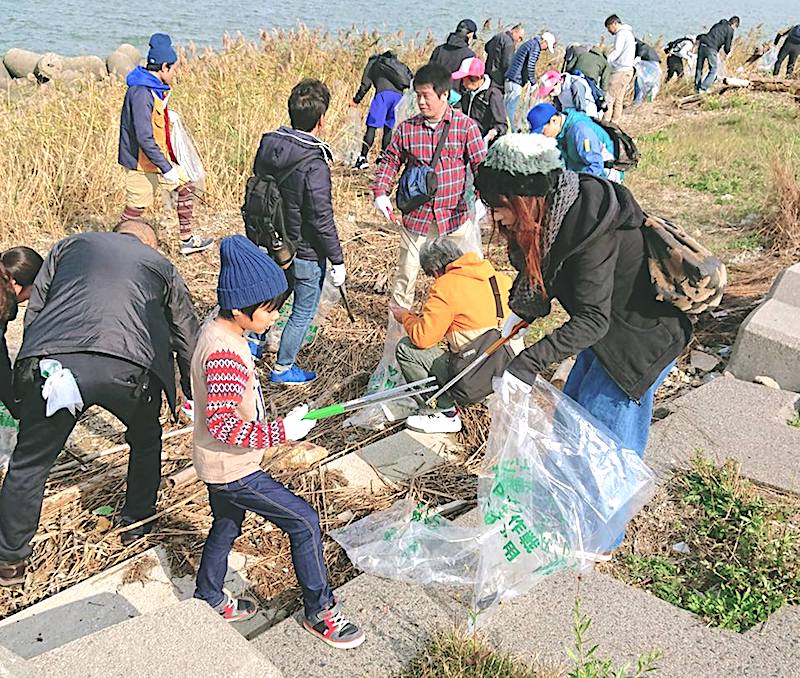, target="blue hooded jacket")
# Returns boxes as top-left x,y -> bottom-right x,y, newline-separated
118,66 -> 173,173
556,109 -> 614,177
